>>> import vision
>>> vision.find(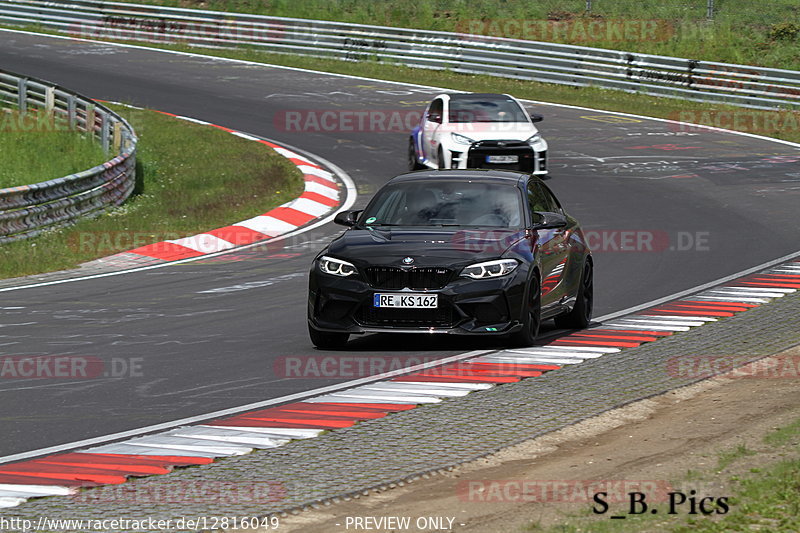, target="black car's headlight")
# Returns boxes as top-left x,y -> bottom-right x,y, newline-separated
461,259 -> 519,279
318,255 -> 357,277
